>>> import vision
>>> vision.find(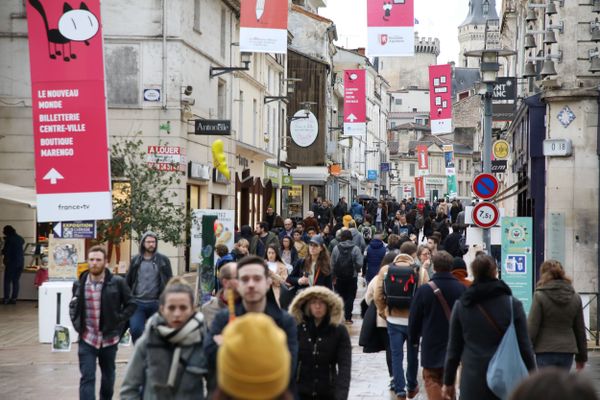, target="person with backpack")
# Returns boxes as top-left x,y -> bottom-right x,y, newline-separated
408,251 -> 466,400
358,214 -> 377,245
442,255 -> 536,400
364,233 -> 386,284
330,229 -> 363,324
374,253 -> 428,400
